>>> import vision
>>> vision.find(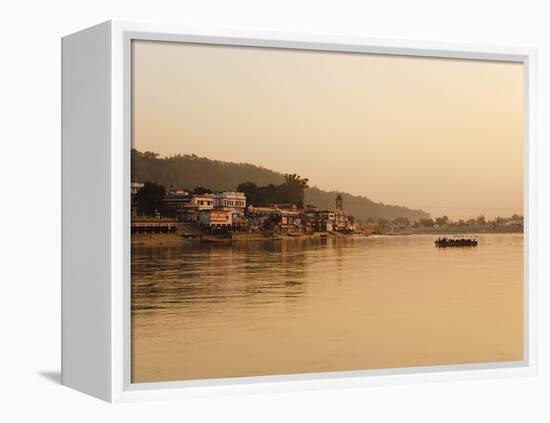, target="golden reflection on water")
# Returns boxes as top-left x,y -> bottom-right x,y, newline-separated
131,234 -> 523,383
